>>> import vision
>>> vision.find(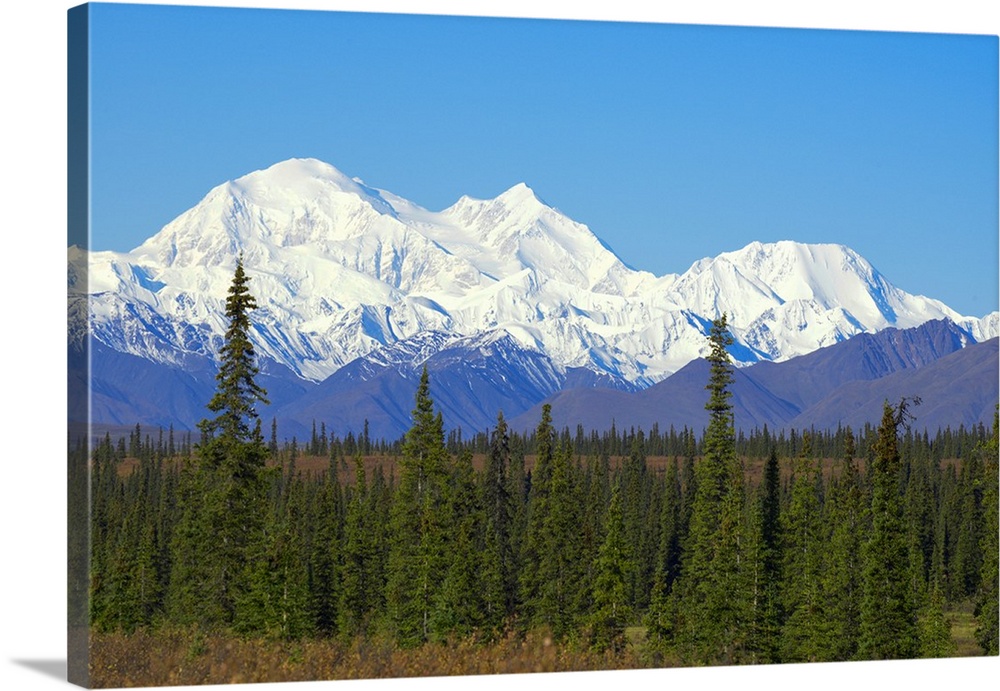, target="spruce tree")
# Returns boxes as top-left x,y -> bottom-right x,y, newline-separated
780,433 -> 830,661
237,475 -> 313,640
167,256 -> 270,629
955,445 -> 985,599
431,448 -> 484,640
903,449 -> 937,616
675,314 -> 749,663
518,403 -> 557,627
858,400 -> 920,659
338,456 -> 370,639
367,464 -> 391,619
201,257 -> 269,444
385,367 -> 450,647
308,467 -> 342,637
481,412 -> 515,635
576,452 -> 609,628
746,447 -> 782,663
621,435 -> 655,616
975,407 -> 998,654
645,458 -> 683,648
918,582 -> 955,658
822,427 -> 864,660
533,439 -> 584,639
590,478 -> 631,652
